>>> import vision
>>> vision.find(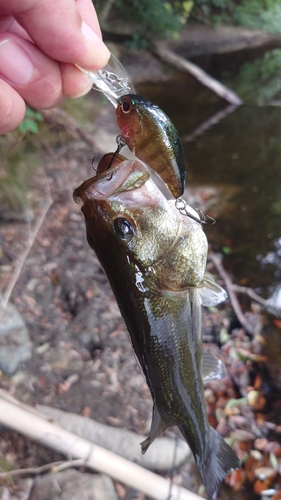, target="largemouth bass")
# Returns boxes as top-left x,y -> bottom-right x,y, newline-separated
116,94 -> 186,199
73,155 -> 240,500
